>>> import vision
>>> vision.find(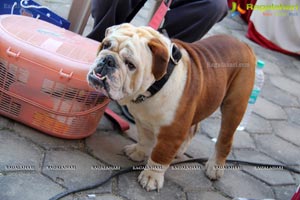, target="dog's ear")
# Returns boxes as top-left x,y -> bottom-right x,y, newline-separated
148,38 -> 169,80
96,43 -> 103,55
105,25 -> 116,37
